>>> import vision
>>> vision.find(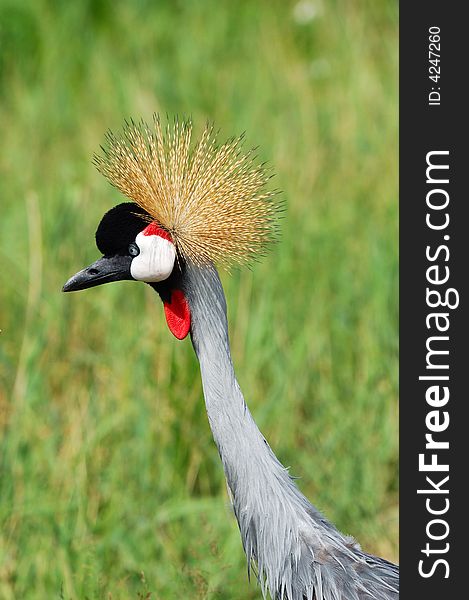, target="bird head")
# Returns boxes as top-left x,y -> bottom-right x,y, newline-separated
62,116 -> 280,339
62,201 -> 191,338
62,202 -> 176,290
